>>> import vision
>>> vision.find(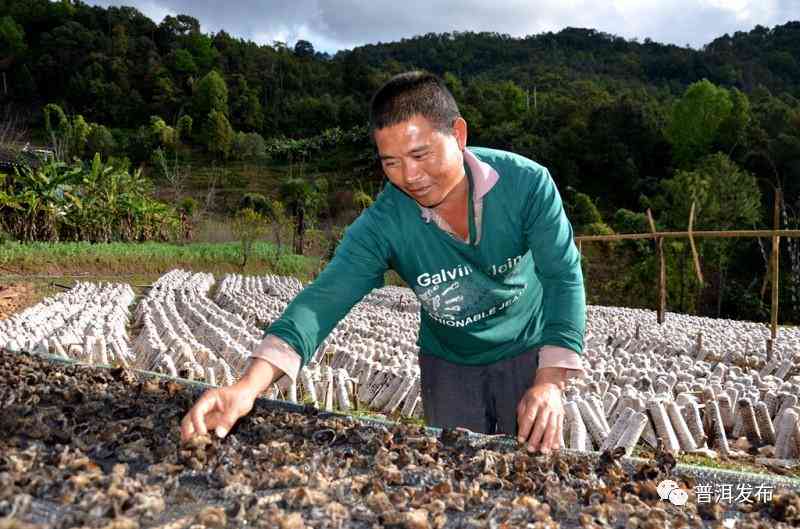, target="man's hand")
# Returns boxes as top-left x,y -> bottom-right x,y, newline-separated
180,357 -> 281,442
516,367 -> 568,454
180,383 -> 258,441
